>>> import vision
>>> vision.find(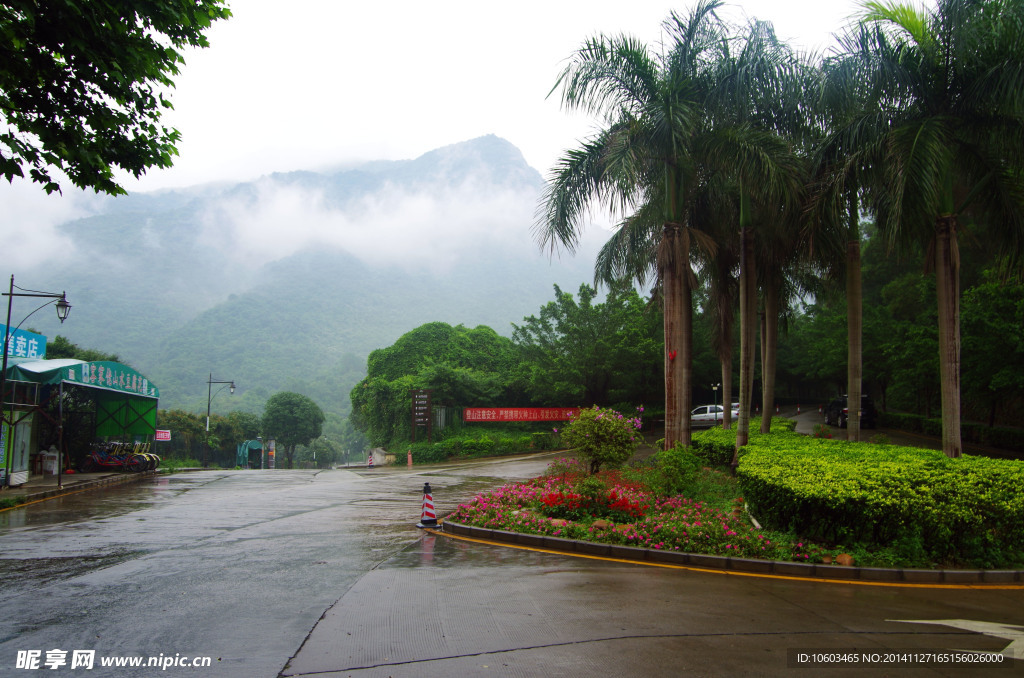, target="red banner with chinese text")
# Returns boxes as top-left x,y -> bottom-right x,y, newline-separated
463,407 -> 580,422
